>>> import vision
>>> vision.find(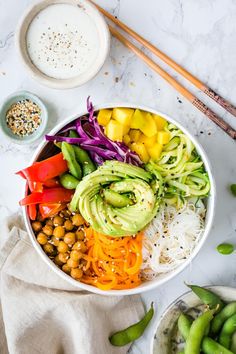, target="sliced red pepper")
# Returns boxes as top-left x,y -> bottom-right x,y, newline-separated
16,153 -> 68,182
28,181 -> 43,193
39,203 -> 67,219
19,188 -> 73,206
28,204 -> 37,220
43,178 -> 60,188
